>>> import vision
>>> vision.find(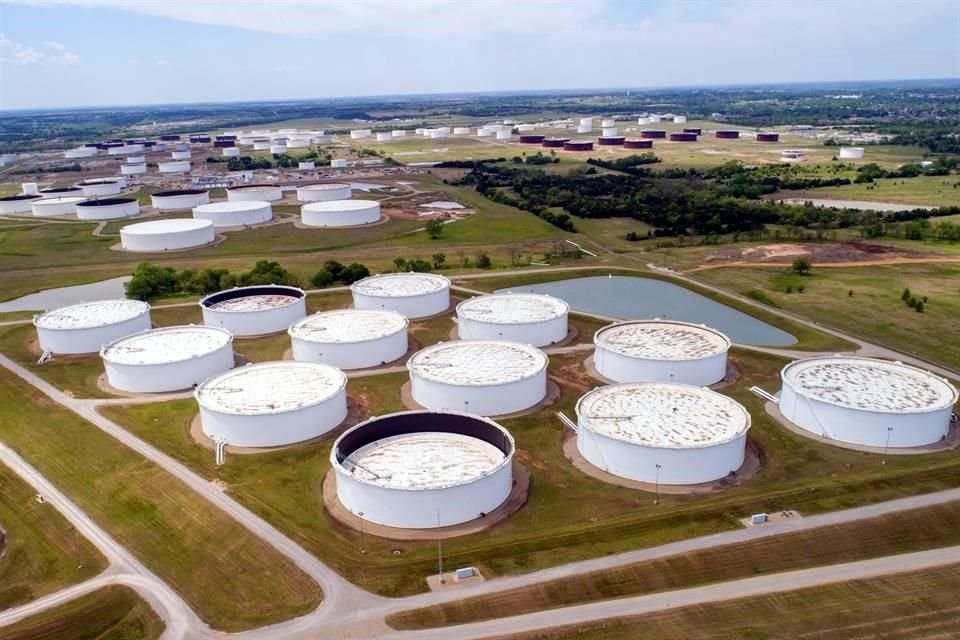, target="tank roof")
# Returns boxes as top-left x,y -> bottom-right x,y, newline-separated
289,309 -> 407,343
408,340 -> 547,386
342,432 -> 505,490
299,182 -> 351,190
34,299 -> 148,330
195,361 -> 346,415
101,325 -> 231,365
122,219 -> 212,234
351,272 -> 450,298
782,356 -> 957,413
194,201 -> 270,213
577,382 -> 750,448
457,293 -> 569,325
33,196 -> 86,205
595,320 -> 730,361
